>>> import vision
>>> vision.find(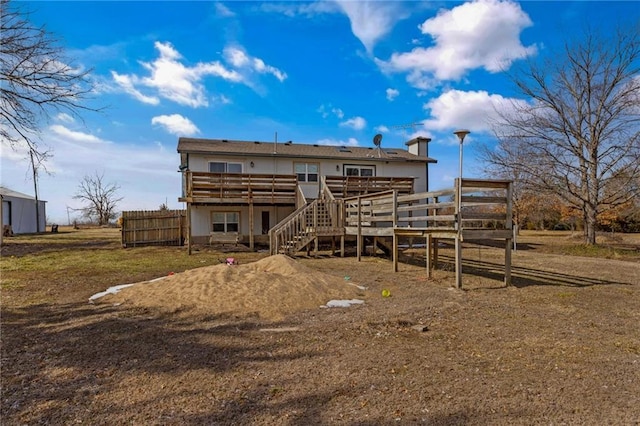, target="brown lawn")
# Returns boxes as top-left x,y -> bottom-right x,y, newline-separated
1,228 -> 639,425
